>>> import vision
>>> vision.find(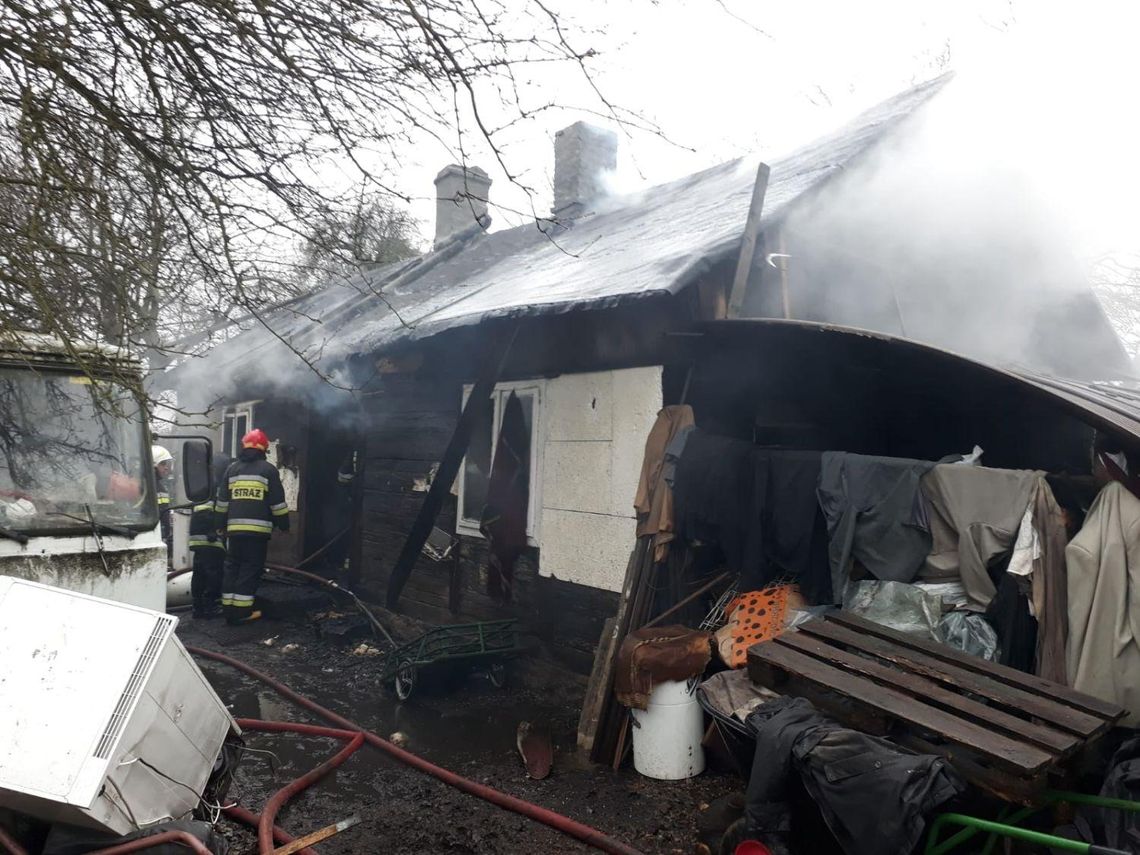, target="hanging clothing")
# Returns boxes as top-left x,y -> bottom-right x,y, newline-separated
920,464 -> 1039,611
817,453 -> 935,603
480,391 -> 530,601
672,430 -> 830,602
633,405 -> 695,563
1066,481 -> 1140,726
1030,478 -> 1070,684
767,451 -> 831,605
743,697 -> 964,855
672,429 -> 760,575
984,572 -> 1038,673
